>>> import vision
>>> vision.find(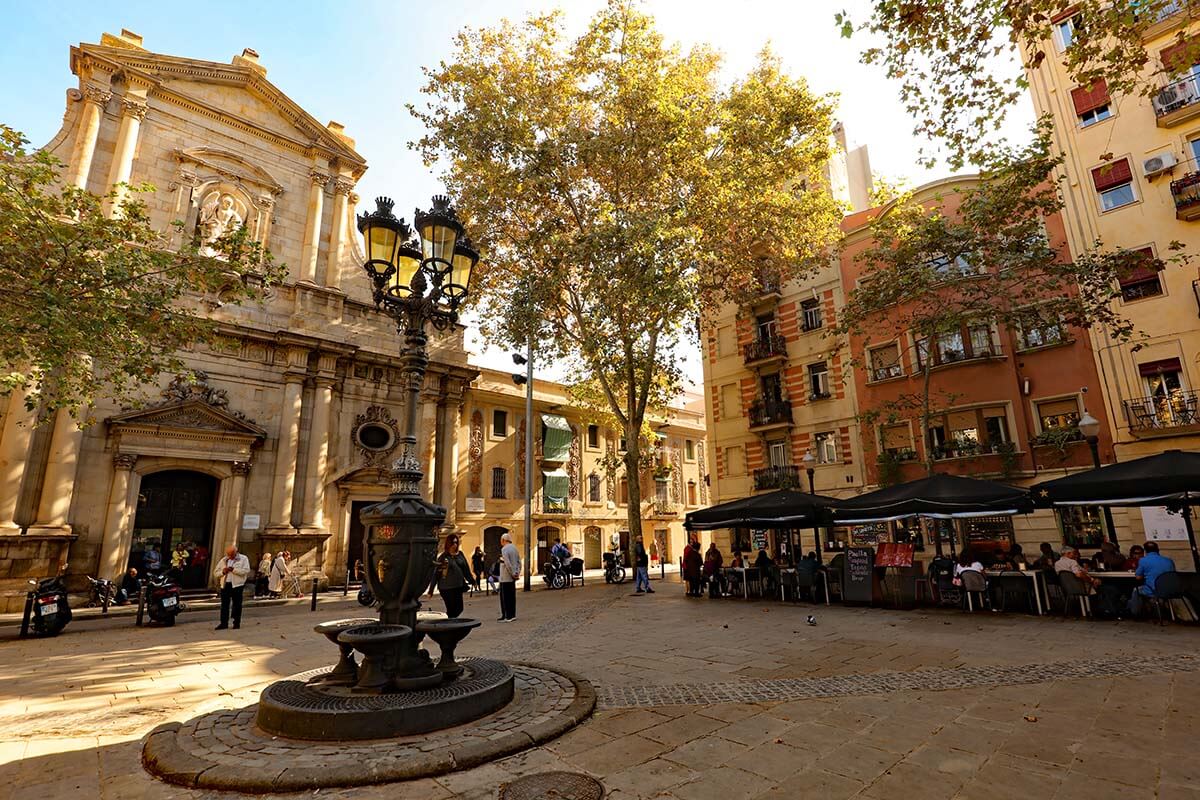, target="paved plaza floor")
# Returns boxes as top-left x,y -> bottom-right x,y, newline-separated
2,578 -> 1200,799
